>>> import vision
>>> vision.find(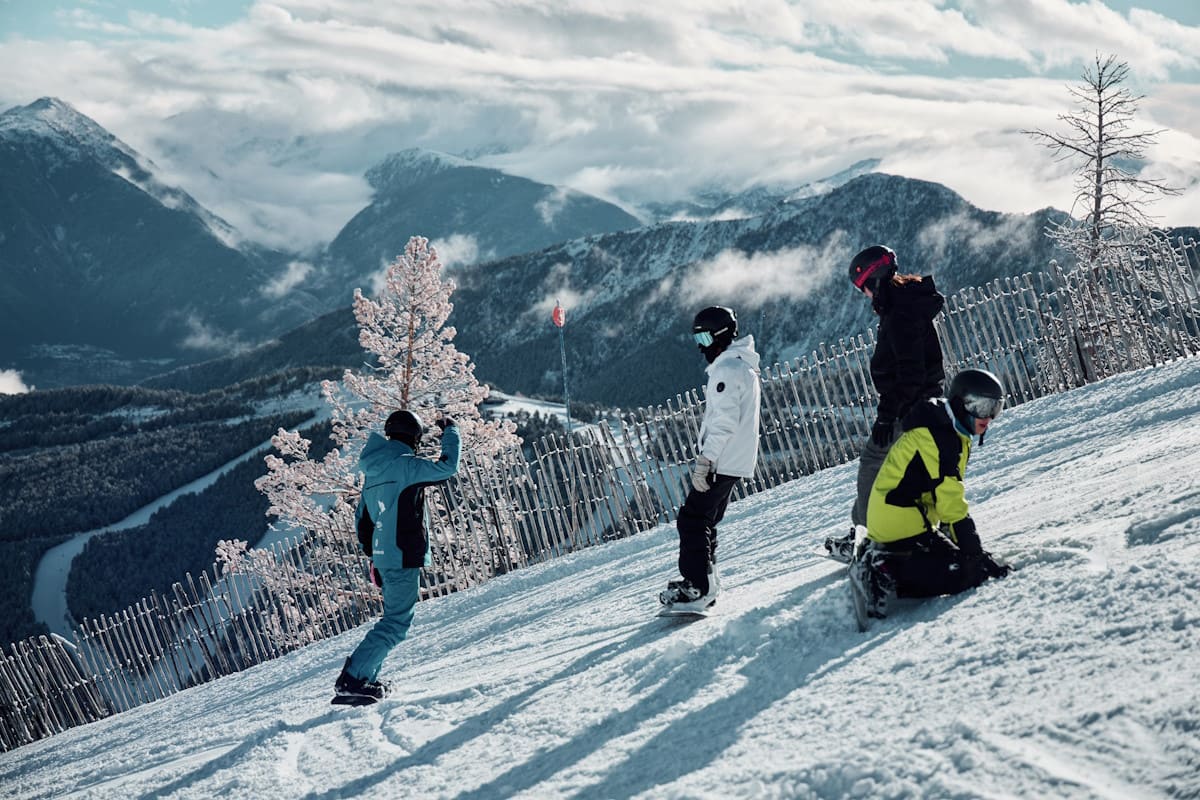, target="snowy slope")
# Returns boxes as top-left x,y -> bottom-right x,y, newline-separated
3,358 -> 1199,799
